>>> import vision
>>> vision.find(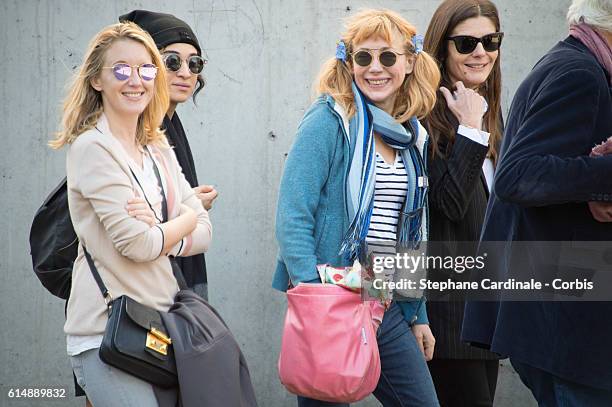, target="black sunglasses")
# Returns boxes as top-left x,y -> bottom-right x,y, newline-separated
163,53 -> 207,74
352,49 -> 405,68
447,32 -> 504,54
